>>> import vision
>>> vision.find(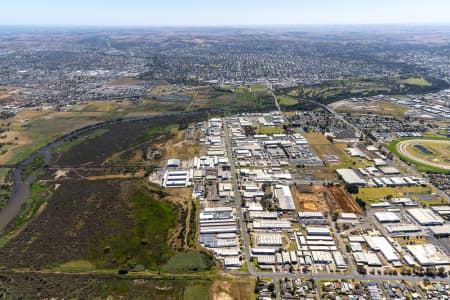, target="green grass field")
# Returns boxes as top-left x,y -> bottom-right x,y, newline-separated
278,95 -> 299,106
302,132 -> 371,169
387,135 -> 450,173
355,186 -> 432,203
256,127 -> 284,135
190,86 -> 275,112
90,185 -> 177,270
332,99 -> 410,119
12,182 -> 54,230
20,154 -> 45,179
399,77 -> 432,87
53,128 -> 109,154
162,252 -> 214,273
183,284 -> 210,300
278,77 -> 444,105
251,85 -> 268,92
405,140 -> 450,167
56,260 -> 96,272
